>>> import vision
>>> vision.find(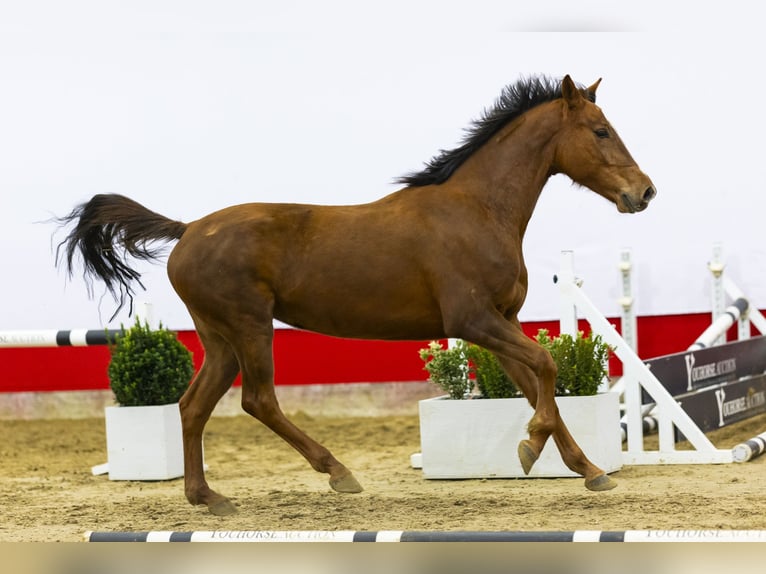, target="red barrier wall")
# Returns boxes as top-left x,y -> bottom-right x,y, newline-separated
0,312 -> 745,393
